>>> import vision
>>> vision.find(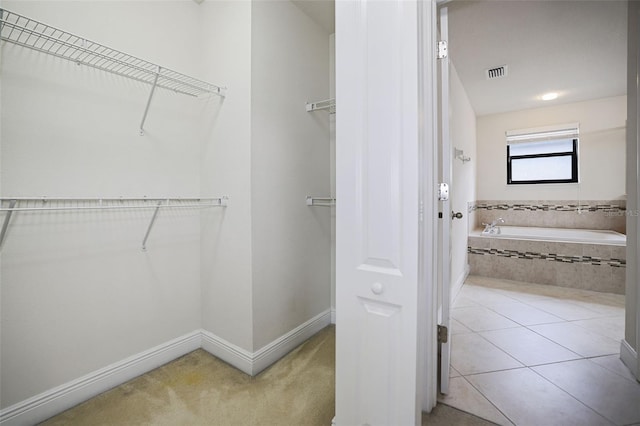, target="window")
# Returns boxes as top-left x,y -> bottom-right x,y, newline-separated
506,125 -> 579,185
